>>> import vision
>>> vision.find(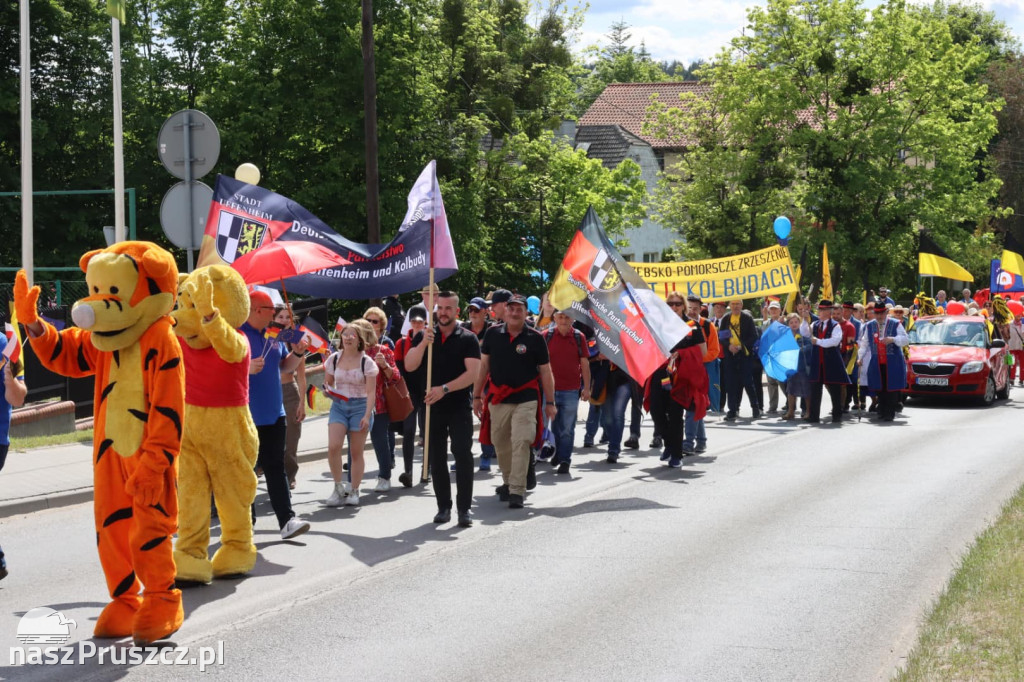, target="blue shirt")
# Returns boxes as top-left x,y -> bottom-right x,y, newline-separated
241,322 -> 285,426
0,335 -> 24,446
